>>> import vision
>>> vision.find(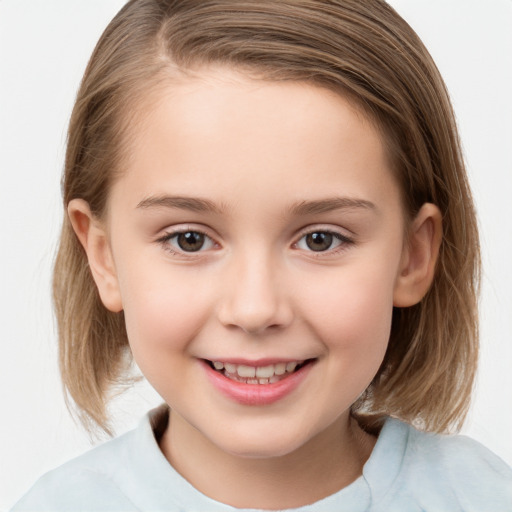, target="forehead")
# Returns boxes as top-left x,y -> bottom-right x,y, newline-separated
110,68 -> 401,216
